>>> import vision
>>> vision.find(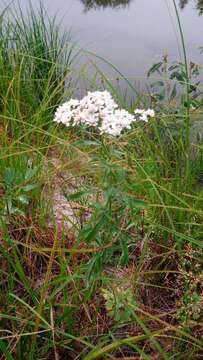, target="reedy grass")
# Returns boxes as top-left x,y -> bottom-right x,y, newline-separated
0,1 -> 203,359
0,1 -> 75,146
172,0 -> 191,188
